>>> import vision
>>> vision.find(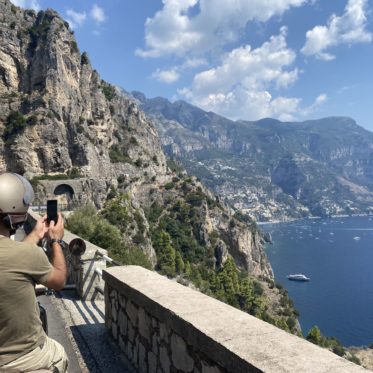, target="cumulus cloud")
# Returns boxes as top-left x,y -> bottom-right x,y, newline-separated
91,4 -> 106,23
66,9 -> 87,29
151,58 -> 207,84
10,0 -> 40,11
136,0 -> 309,58
152,69 -> 180,83
301,0 -> 372,60
178,28 -> 305,120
